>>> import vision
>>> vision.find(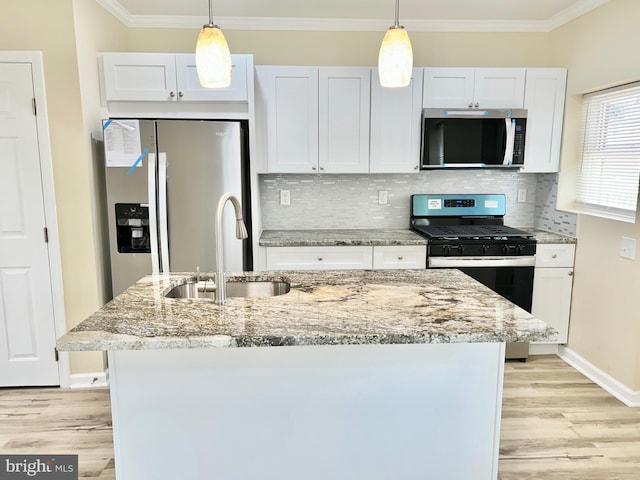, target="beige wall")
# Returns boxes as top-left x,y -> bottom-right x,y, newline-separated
0,1 -> 113,374
552,0 -> 640,391
70,0 -> 128,373
126,28 -> 551,67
